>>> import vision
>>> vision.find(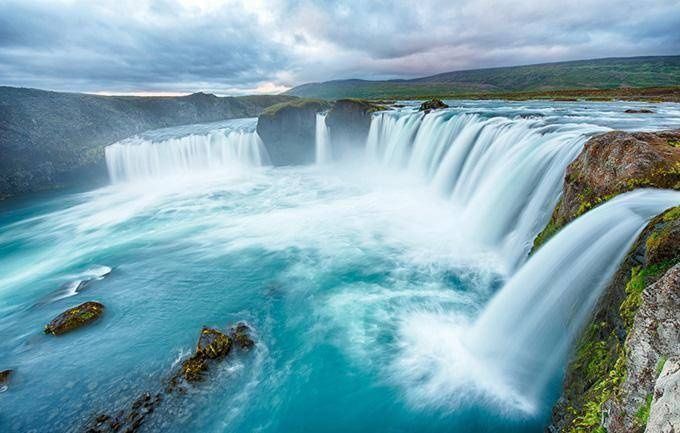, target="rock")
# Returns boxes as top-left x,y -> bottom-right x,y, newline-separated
419,98 -> 449,112
44,301 -> 104,335
0,369 -> 11,391
256,99 -> 331,165
646,358 -> 680,433
324,99 -> 385,153
533,129 -> 680,249
196,327 -> 232,359
625,108 -> 655,114
230,322 -> 255,349
603,264 -> 680,432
